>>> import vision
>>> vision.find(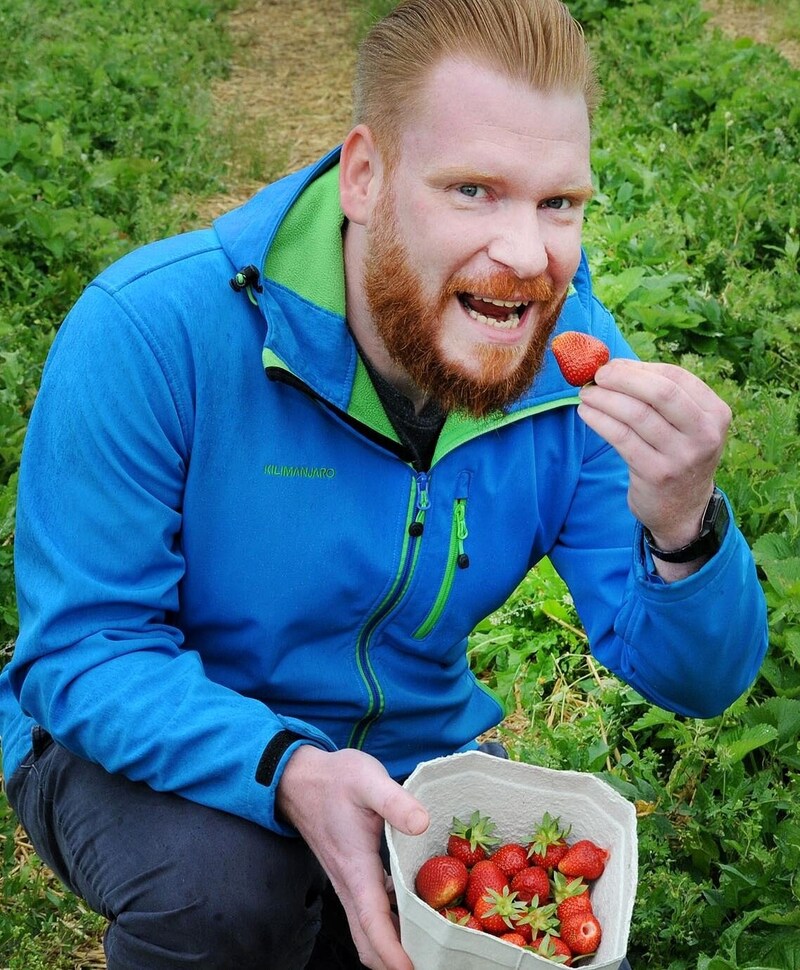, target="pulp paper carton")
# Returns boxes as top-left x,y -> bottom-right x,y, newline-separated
386,750 -> 637,970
